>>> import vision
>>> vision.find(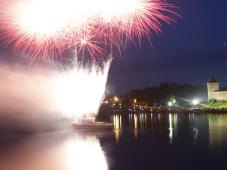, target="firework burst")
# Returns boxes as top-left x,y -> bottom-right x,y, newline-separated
0,0 -> 177,58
